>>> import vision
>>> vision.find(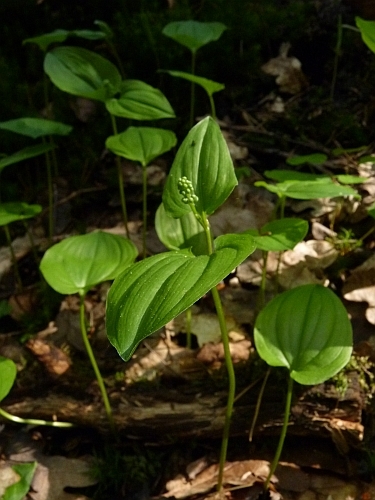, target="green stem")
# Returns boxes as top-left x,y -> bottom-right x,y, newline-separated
257,250 -> 268,314
264,375 -> 294,491
43,137 -> 54,242
110,114 -> 130,238
142,165 -> 147,259
200,213 -> 235,492
0,406 -> 73,427
4,225 -> 23,292
249,367 -> 270,442
208,93 -> 216,120
189,51 -> 196,128
79,294 -> 115,432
